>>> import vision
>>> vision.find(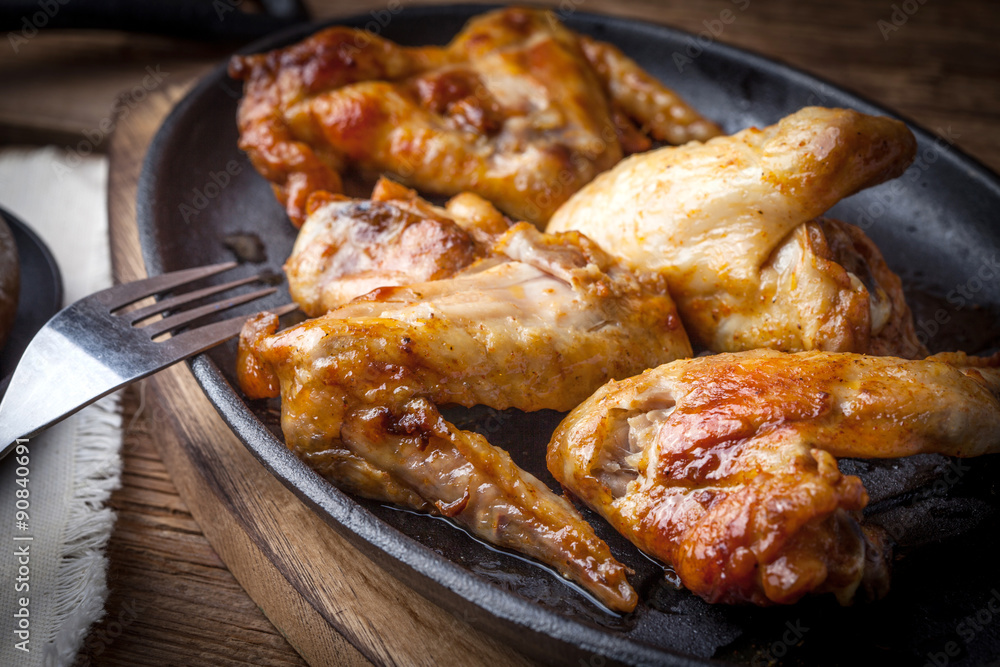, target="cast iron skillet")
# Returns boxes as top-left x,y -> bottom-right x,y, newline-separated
137,6 -> 1000,665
